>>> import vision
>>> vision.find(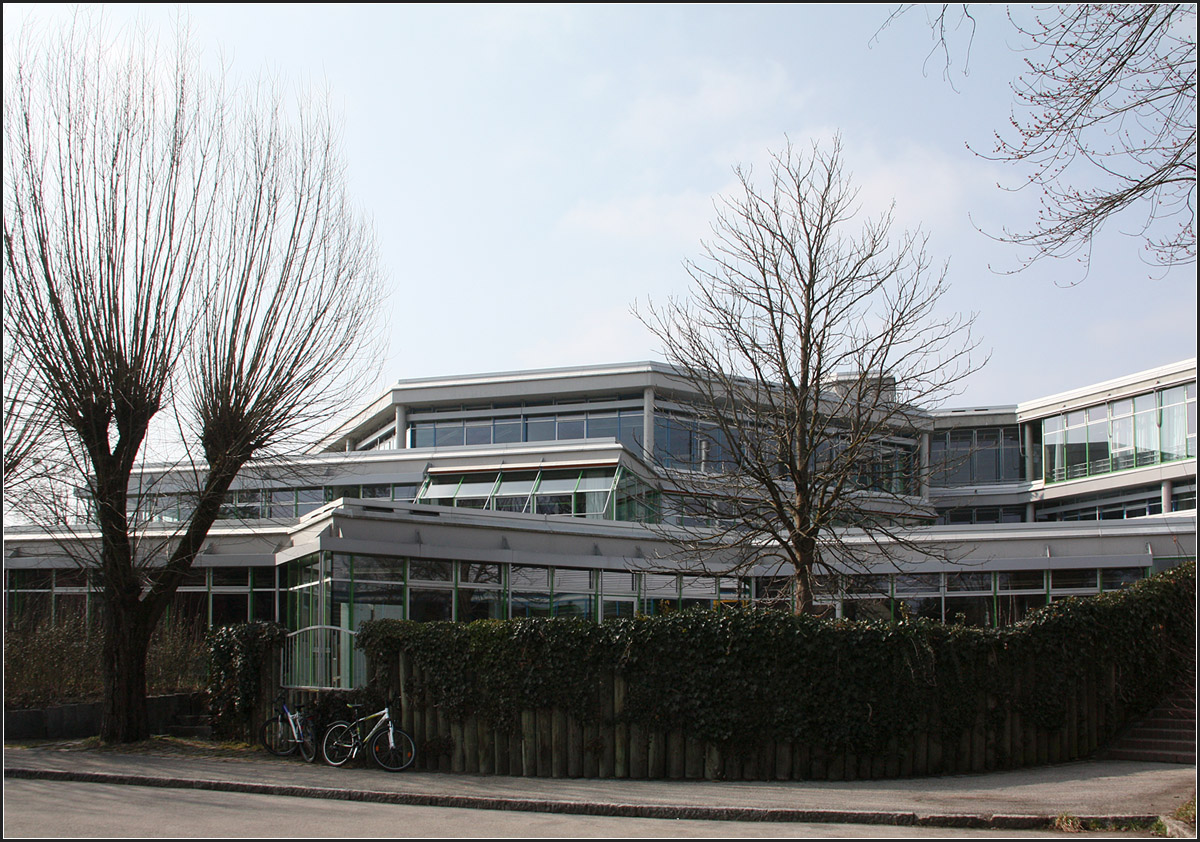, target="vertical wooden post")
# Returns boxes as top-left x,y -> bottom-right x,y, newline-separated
567,711 -> 583,778
810,743 -> 828,781
583,718 -> 600,778
704,742 -> 721,780
508,728 -> 522,776
450,718 -> 465,772
600,671 -> 615,778
399,652 -> 413,735
884,736 -> 900,778
521,709 -> 536,776
461,715 -> 477,773
648,728 -> 665,779
613,674 -> 628,778
957,727 -> 971,774
437,708 -> 451,772
685,734 -> 704,780
775,742 -> 792,781
1085,668 -> 1098,756
792,743 -> 810,781
1066,680 -> 1079,761
667,728 -> 685,779
536,707 -> 552,777
551,708 -> 567,778
629,720 -> 648,779
478,718 -> 493,775
491,724 -> 506,776
973,693 -> 987,772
